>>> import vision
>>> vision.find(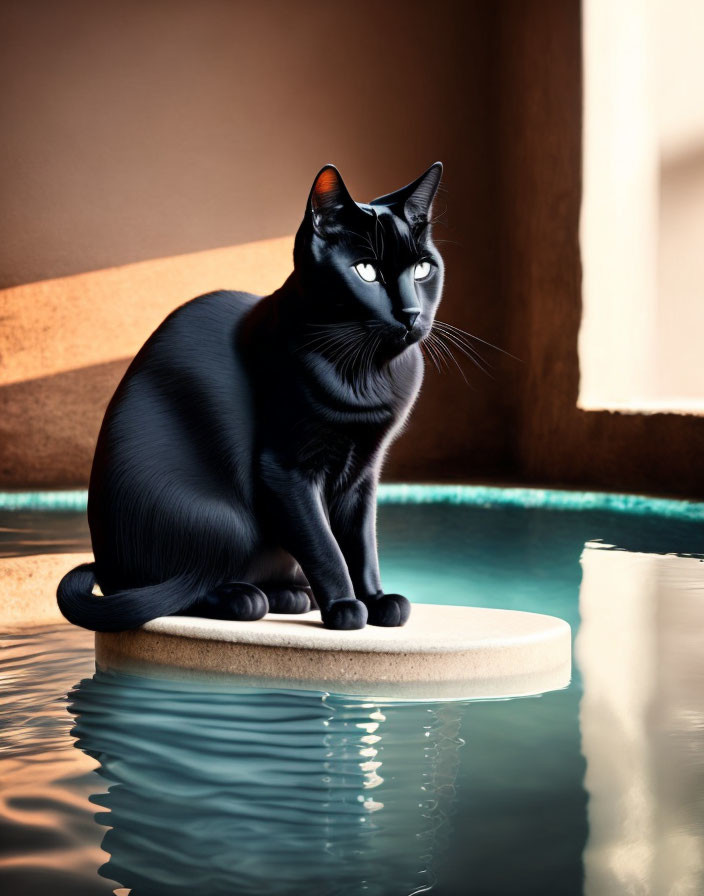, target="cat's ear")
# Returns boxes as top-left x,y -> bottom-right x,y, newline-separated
307,165 -> 360,234
370,162 -> 443,228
